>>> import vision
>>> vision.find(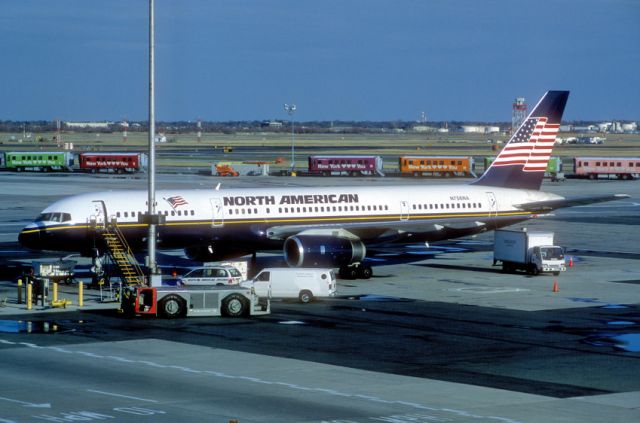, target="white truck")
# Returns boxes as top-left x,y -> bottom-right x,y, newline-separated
493,229 -> 566,276
241,268 -> 337,303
